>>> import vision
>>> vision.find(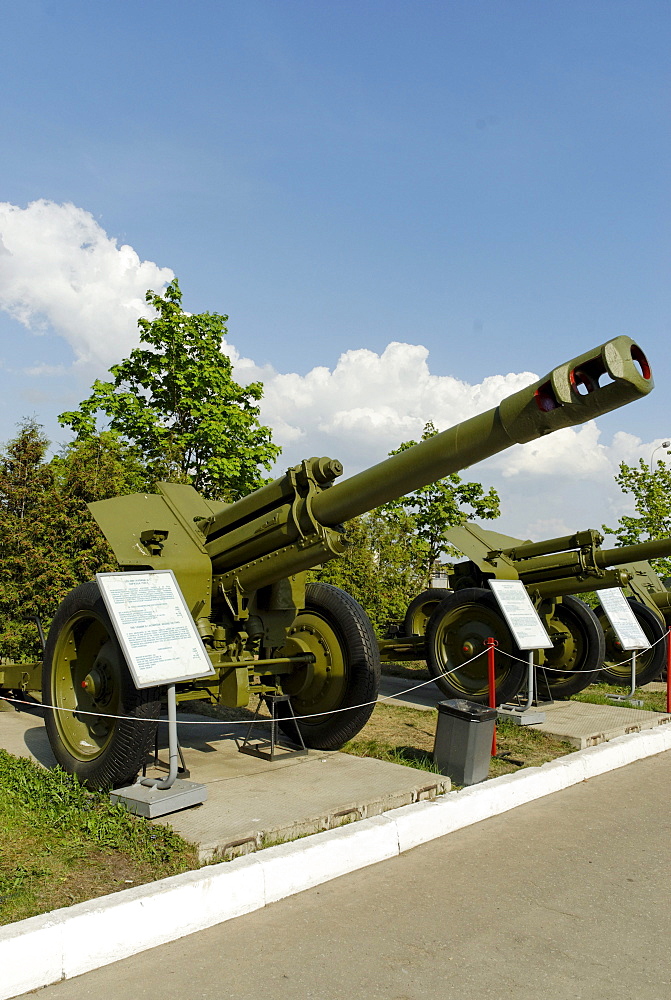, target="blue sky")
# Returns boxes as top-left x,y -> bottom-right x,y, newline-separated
0,1 -> 668,539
